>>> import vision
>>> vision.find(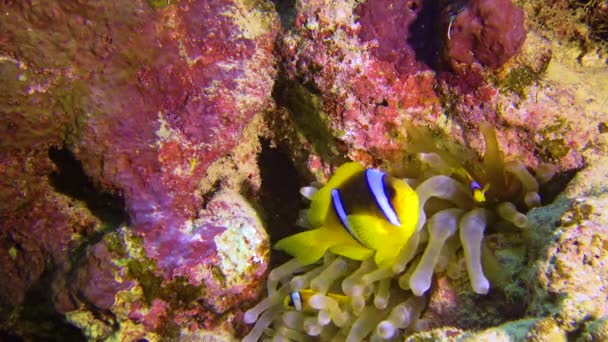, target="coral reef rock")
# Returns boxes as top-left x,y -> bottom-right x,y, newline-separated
1,0 -> 277,339
528,156 -> 608,331
446,0 -> 527,69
